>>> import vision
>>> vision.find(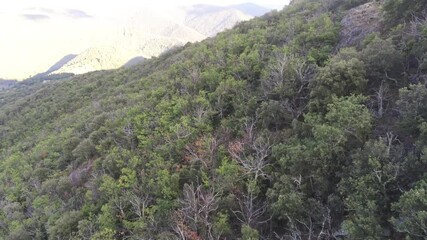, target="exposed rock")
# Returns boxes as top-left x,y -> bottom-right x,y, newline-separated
69,161 -> 93,187
339,2 -> 381,48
